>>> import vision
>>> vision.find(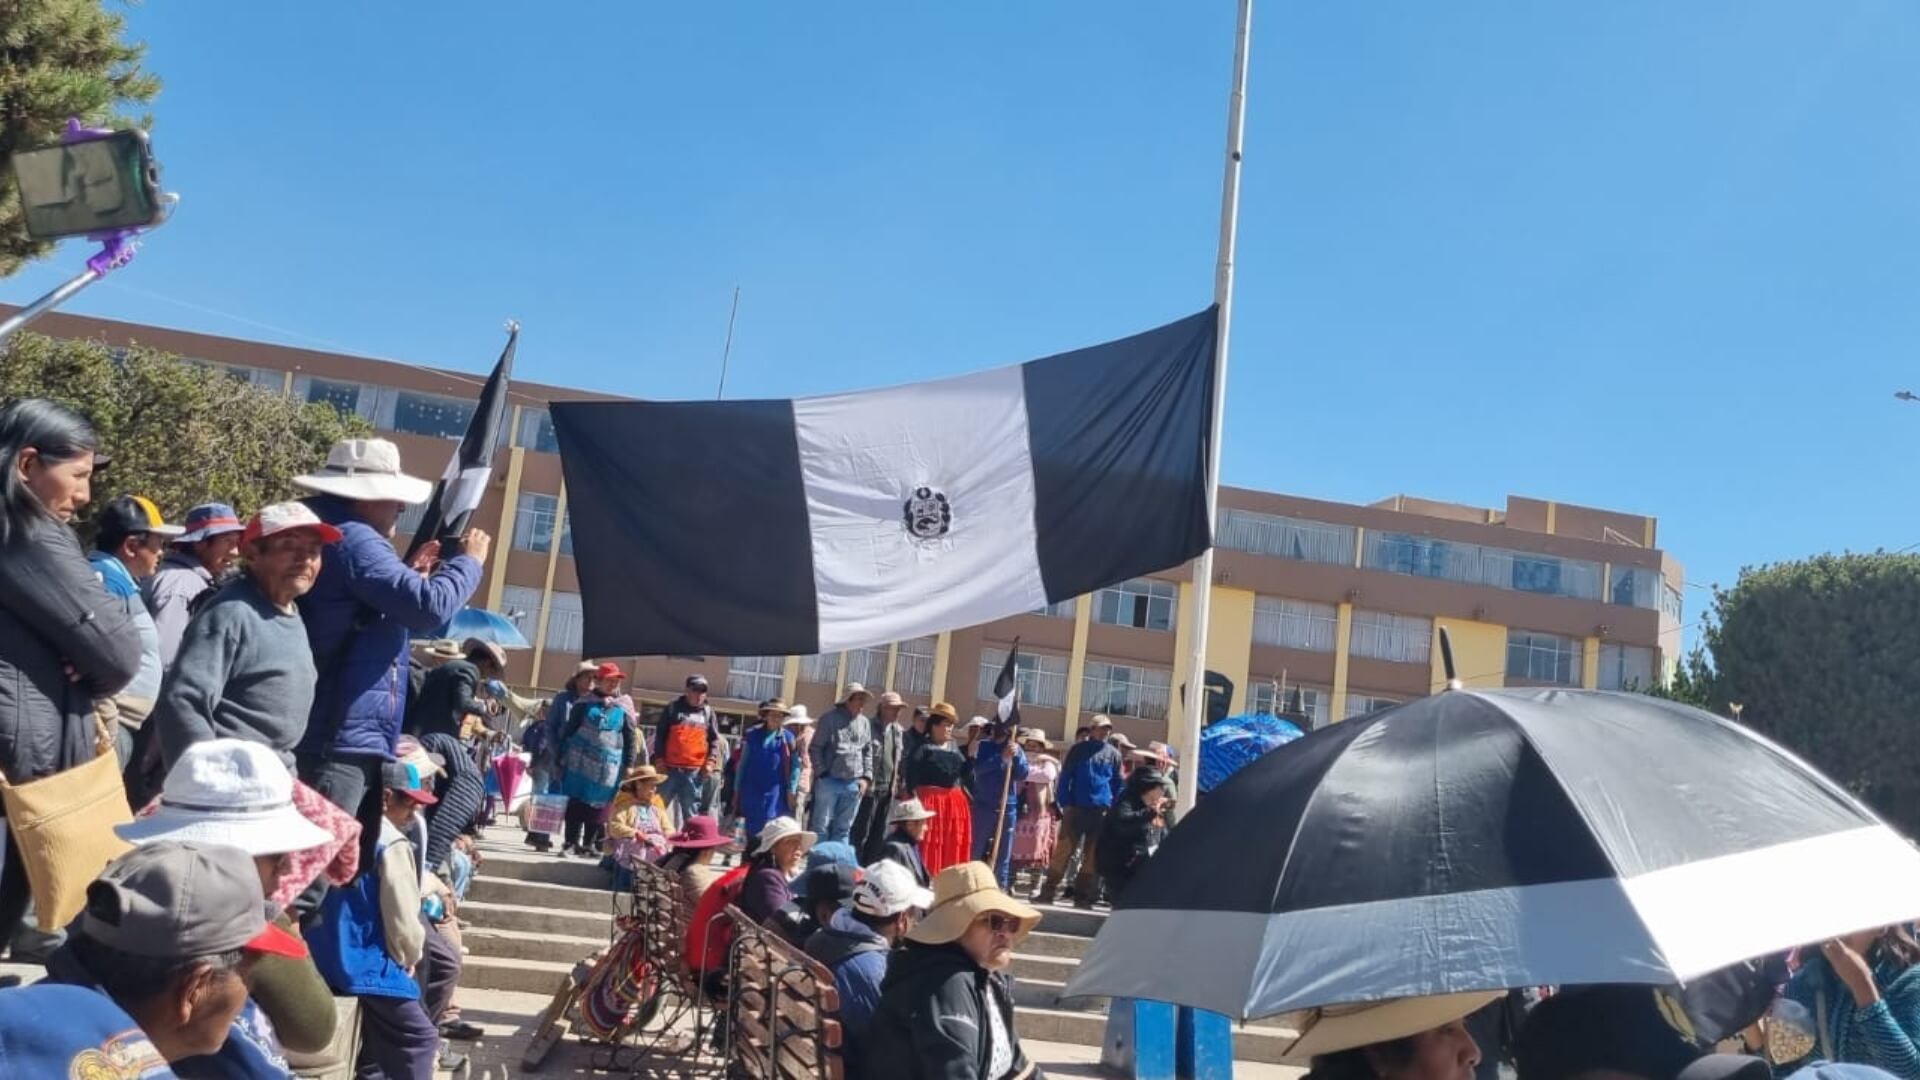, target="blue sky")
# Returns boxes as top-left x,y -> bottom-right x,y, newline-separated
11,2 -> 1920,643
